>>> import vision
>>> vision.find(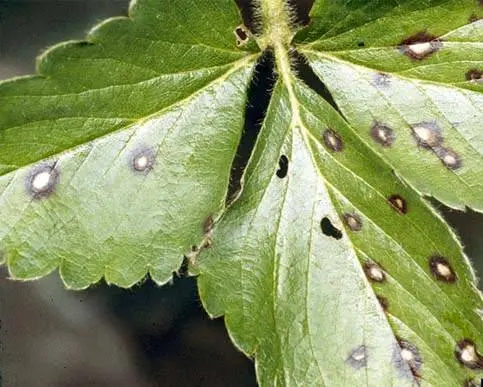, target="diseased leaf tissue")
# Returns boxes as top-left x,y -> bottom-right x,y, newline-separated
0,0 -> 482,386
